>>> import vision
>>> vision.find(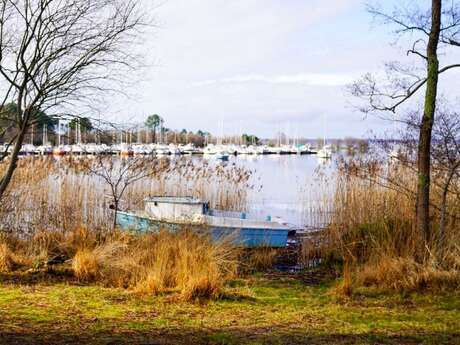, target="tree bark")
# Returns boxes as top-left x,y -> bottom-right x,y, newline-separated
0,124 -> 28,201
416,0 -> 442,253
